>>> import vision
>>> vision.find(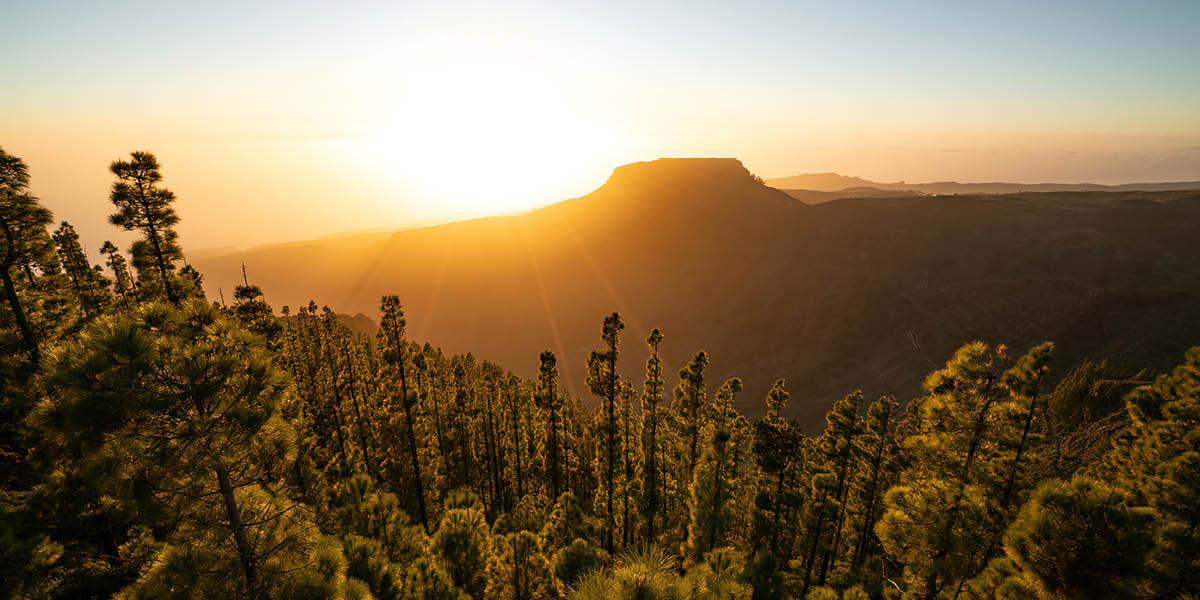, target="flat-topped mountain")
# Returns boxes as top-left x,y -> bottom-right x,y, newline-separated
192,159 -> 1200,429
